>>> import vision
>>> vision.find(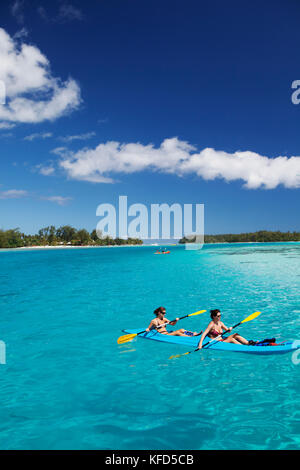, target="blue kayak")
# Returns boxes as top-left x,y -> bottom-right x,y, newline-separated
122,328 -> 300,355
